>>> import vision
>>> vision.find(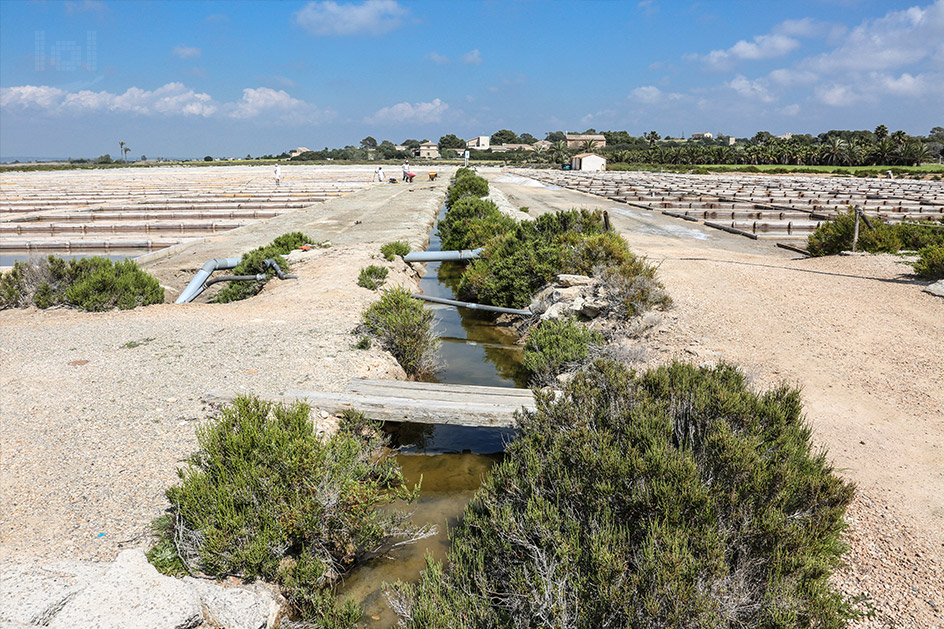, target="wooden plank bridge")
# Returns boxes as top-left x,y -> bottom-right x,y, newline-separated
200,378 -> 535,428
283,378 -> 535,428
